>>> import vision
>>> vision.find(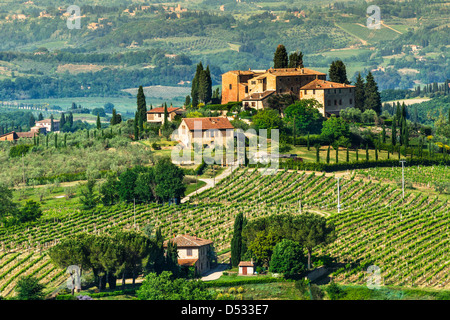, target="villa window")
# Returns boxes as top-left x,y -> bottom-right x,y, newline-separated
187,248 -> 192,256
